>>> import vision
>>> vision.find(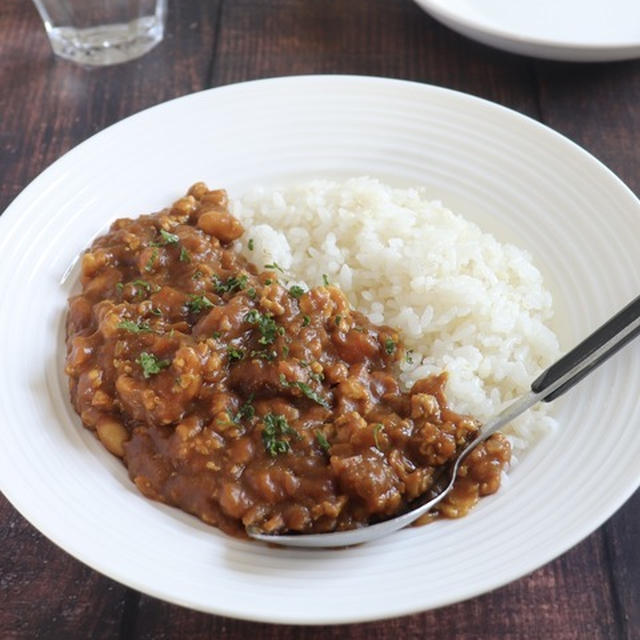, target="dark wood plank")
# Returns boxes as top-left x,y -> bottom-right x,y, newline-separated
211,0 -> 541,118
533,60 -> 640,195
0,494 -> 126,640
126,529 -> 617,639
0,0 -> 223,213
605,491 -> 640,640
534,58 -> 640,640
